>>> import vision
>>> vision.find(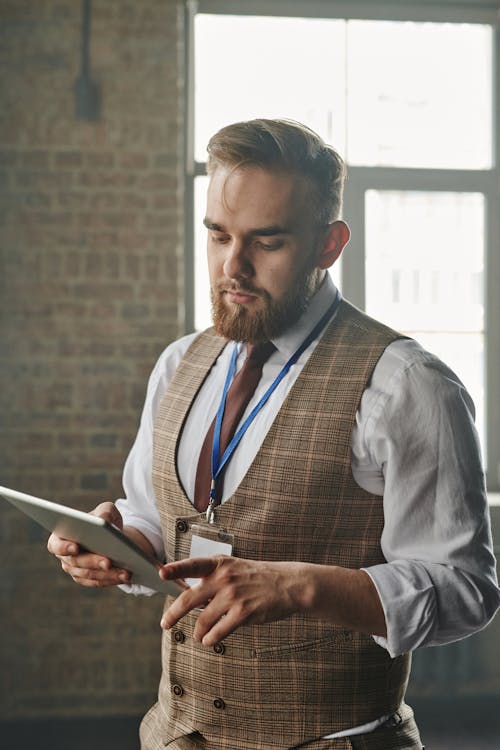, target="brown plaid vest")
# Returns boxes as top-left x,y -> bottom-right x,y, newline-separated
142,300 -> 412,750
